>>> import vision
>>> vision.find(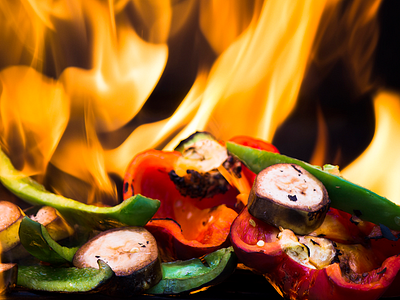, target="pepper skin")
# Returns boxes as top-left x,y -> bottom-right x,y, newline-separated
230,206 -> 400,300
